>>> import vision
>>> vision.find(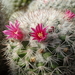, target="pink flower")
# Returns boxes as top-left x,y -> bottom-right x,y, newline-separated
31,23 -> 48,42
64,10 -> 75,20
3,20 -> 23,40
